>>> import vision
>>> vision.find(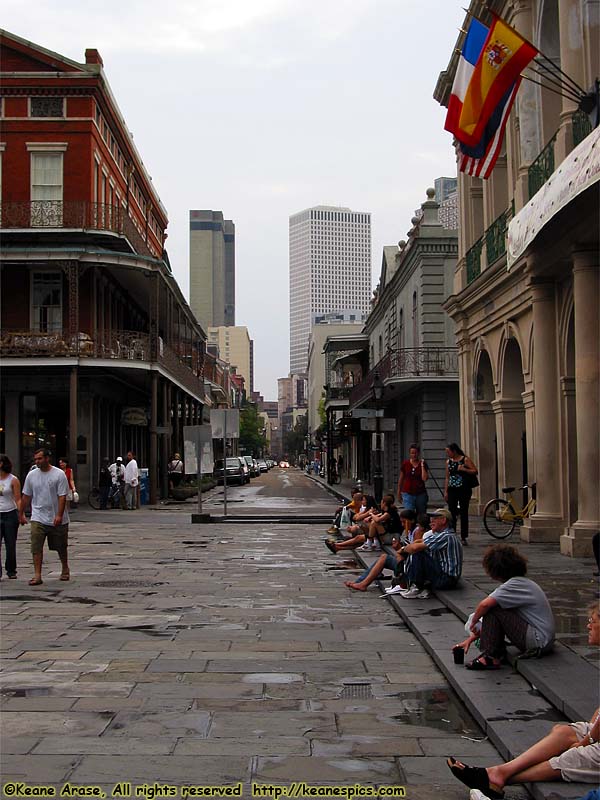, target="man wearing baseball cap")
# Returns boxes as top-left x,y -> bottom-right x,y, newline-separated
394,507 -> 462,599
